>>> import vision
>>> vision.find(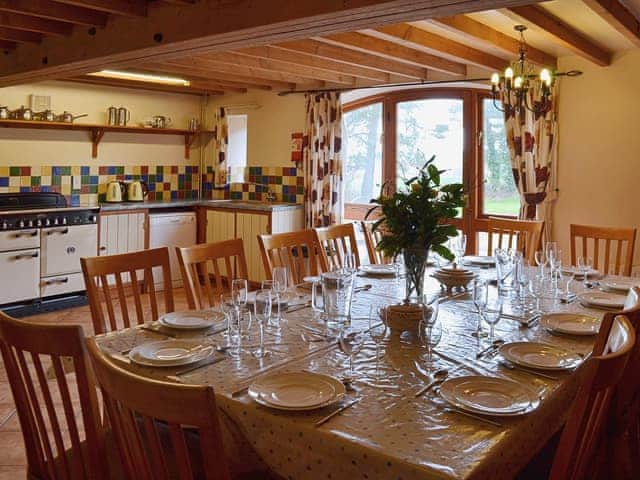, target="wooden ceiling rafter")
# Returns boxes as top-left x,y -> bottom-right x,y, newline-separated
0,38 -> 15,49
508,5 -> 611,66
429,14 -> 556,67
0,0 -> 107,27
0,26 -> 42,43
51,0 -> 148,17
66,75 -> 226,95
0,11 -> 72,35
583,0 -> 640,47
